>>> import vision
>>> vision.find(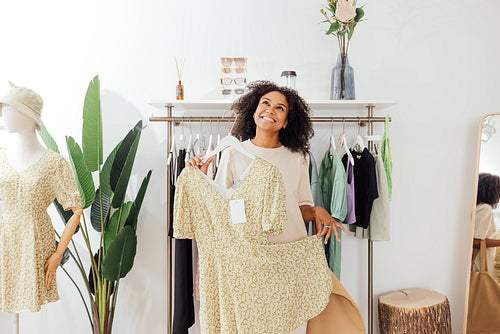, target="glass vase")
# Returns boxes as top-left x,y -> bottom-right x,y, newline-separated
330,53 -> 355,100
